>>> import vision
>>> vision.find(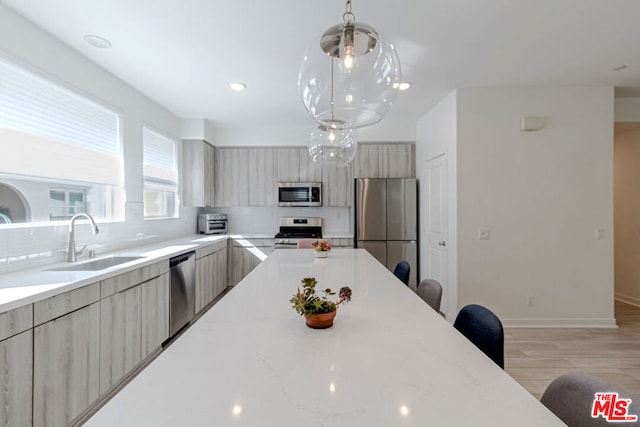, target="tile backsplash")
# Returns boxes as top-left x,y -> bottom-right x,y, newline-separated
0,204 -> 198,274
201,206 -> 352,236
